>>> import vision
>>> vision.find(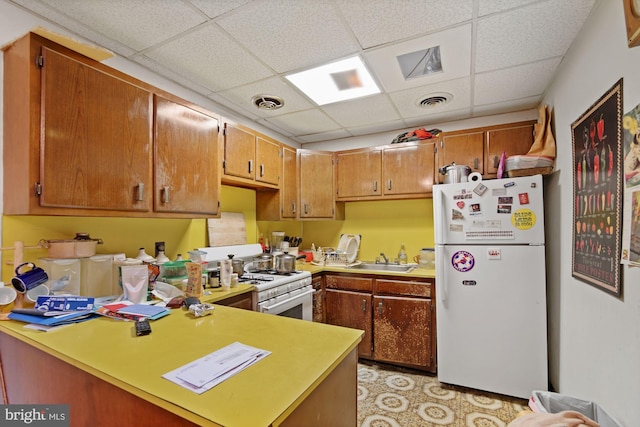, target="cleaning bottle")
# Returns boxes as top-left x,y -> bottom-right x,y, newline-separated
398,243 -> 408,264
